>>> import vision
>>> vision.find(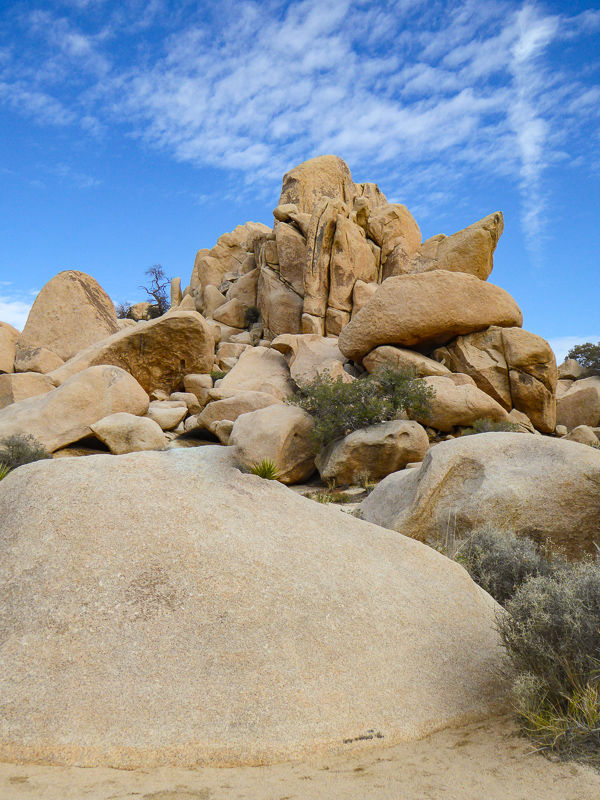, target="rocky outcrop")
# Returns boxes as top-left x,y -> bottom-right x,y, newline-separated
0,365 -> 149,452
361,433 -> 600,559
278,154 -> 360,214
433,327 -> 557,433
191,222 -> 270,292
48,310 -> 215,395
15,271 -> 120,364
315,420 -> 429,485
0,446 -> 504,767
90,412 -> 166,454
338,271 -> 523,360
